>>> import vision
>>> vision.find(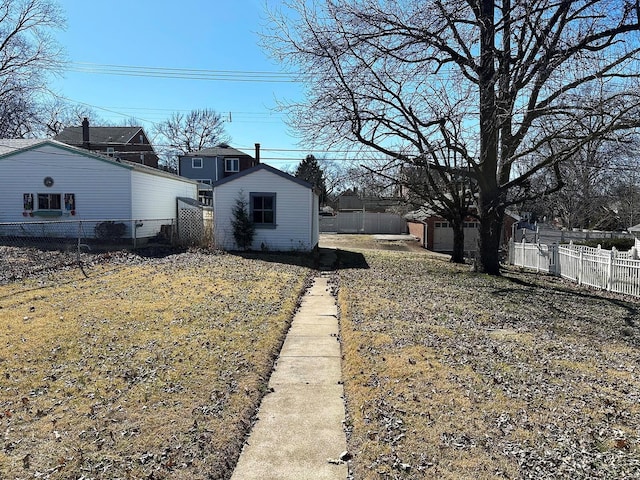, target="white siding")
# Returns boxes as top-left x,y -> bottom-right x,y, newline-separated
213,169 -> 317,251
130,168 -> 198,239
130,170 -> 198,220
0,144 -> 132,223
